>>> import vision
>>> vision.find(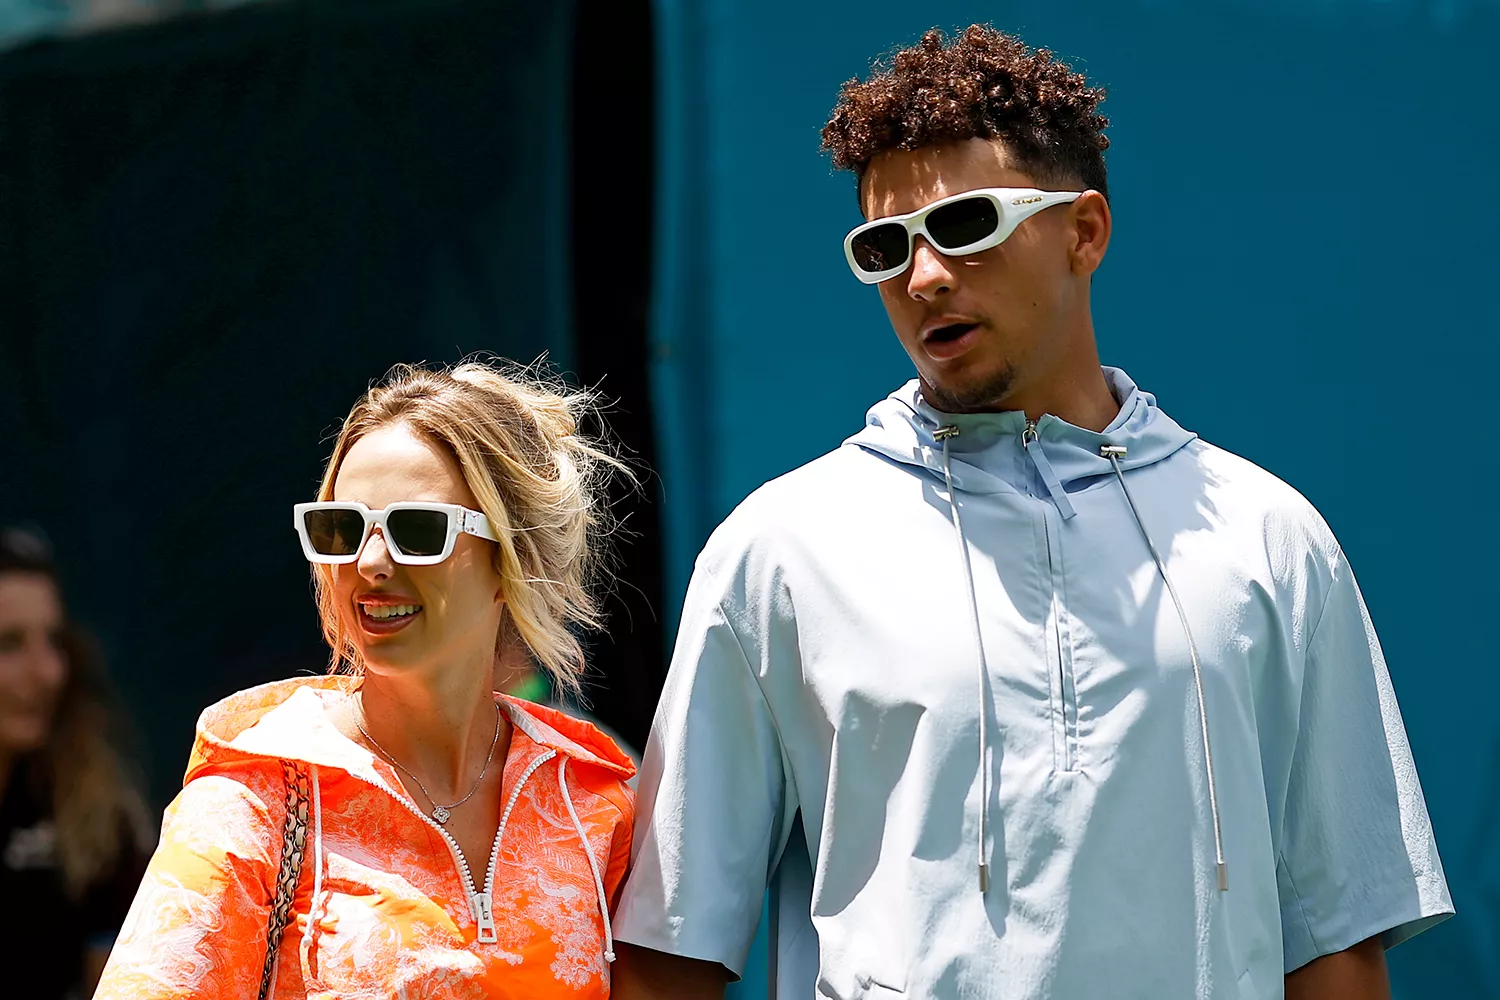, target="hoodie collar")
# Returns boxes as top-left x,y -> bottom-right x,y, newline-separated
184,675 -> 636,786
845,366 -> 1197,500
